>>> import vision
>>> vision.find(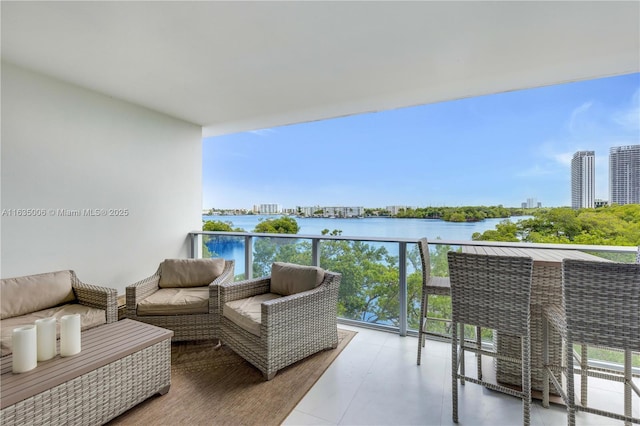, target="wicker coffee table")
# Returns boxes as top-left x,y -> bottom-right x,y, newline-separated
1,319 -> 173,425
